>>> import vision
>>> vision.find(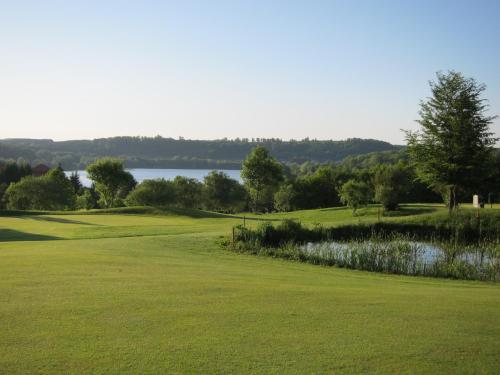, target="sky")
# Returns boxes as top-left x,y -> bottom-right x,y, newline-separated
1,0 -> 499,144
